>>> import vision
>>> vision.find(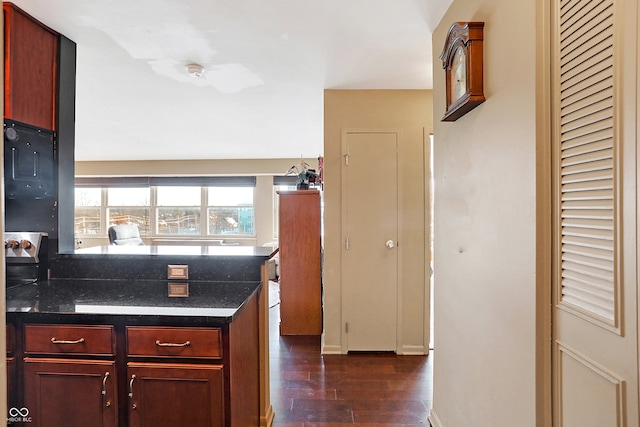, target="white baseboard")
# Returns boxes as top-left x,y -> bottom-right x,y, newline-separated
321,344 -> 431,355
428,408 -> 442,427
400,345 -> 429,355
321,344 -> 343,354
